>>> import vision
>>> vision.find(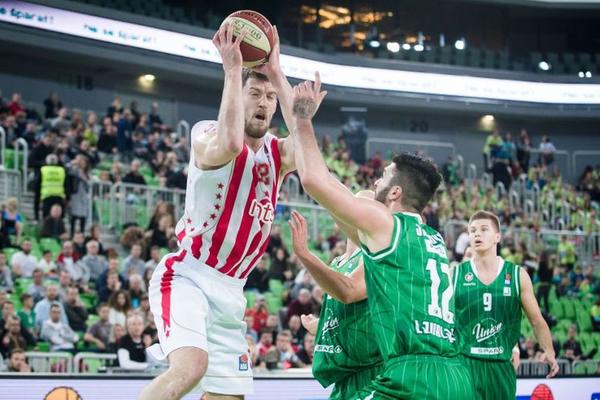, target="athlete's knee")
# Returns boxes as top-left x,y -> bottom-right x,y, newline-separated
169,347 -> 209,388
